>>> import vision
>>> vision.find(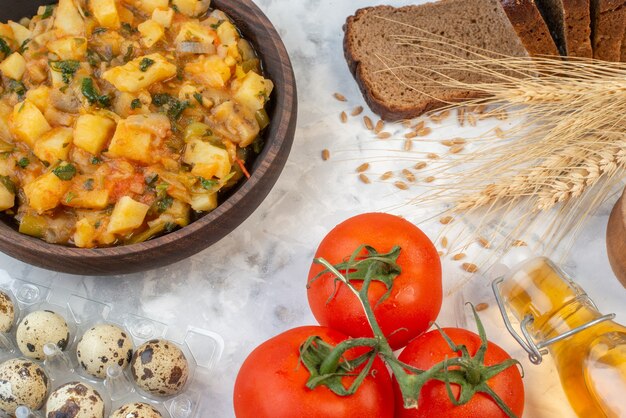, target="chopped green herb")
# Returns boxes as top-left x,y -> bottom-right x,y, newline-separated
52,163 -> 77,181
151,93 -> 190,123
252,137 -> 264,154
164,222 -> 177,233
49,60 -> 81,84
199,177 -> 217,190
7,80 -> 27,99
0,38 -> 11,58
156,182 -> 169,193
94,220 -> 102,229
193,93 -> 204,105
18,39 -> 30,54
92,27 -> 108,35
130,98 -> 142,109
139,57 -> 155,72
156,195 -> 173,213
81,77 -> 111,108
84,178 -> 94,191
0,175 -> 16,194
41,5 -> 54,19
86,49 -> 100,67
65,192 -> 76,203
17,157 -> 29,168
210,21 -> 224,30
90,156 -> 102,165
